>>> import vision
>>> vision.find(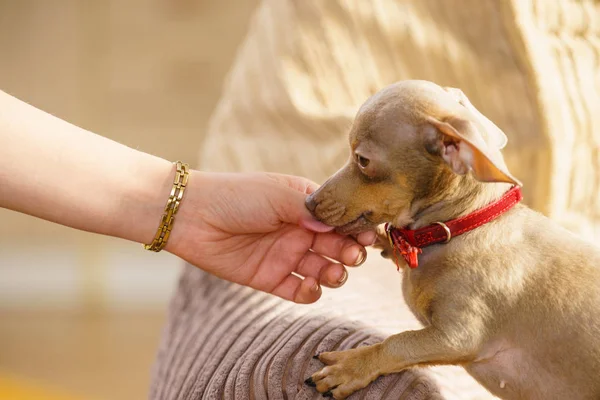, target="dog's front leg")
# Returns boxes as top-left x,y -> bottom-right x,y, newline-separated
307,326 -> 476,399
